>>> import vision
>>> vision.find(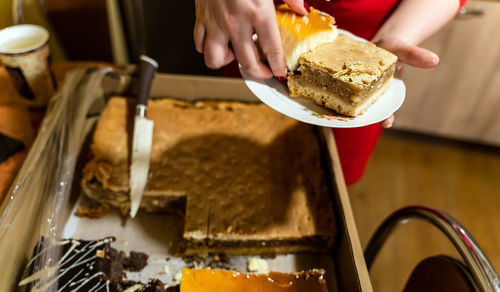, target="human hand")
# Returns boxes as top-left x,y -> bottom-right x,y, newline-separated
374,37 -> 440,128
194,0 -> 307,79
